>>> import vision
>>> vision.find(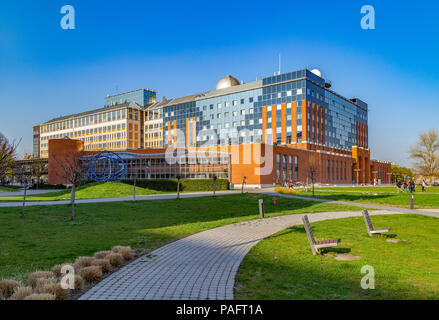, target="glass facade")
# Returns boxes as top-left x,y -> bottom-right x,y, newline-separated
105,89 -> 156,107
161,68 -> 367,152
